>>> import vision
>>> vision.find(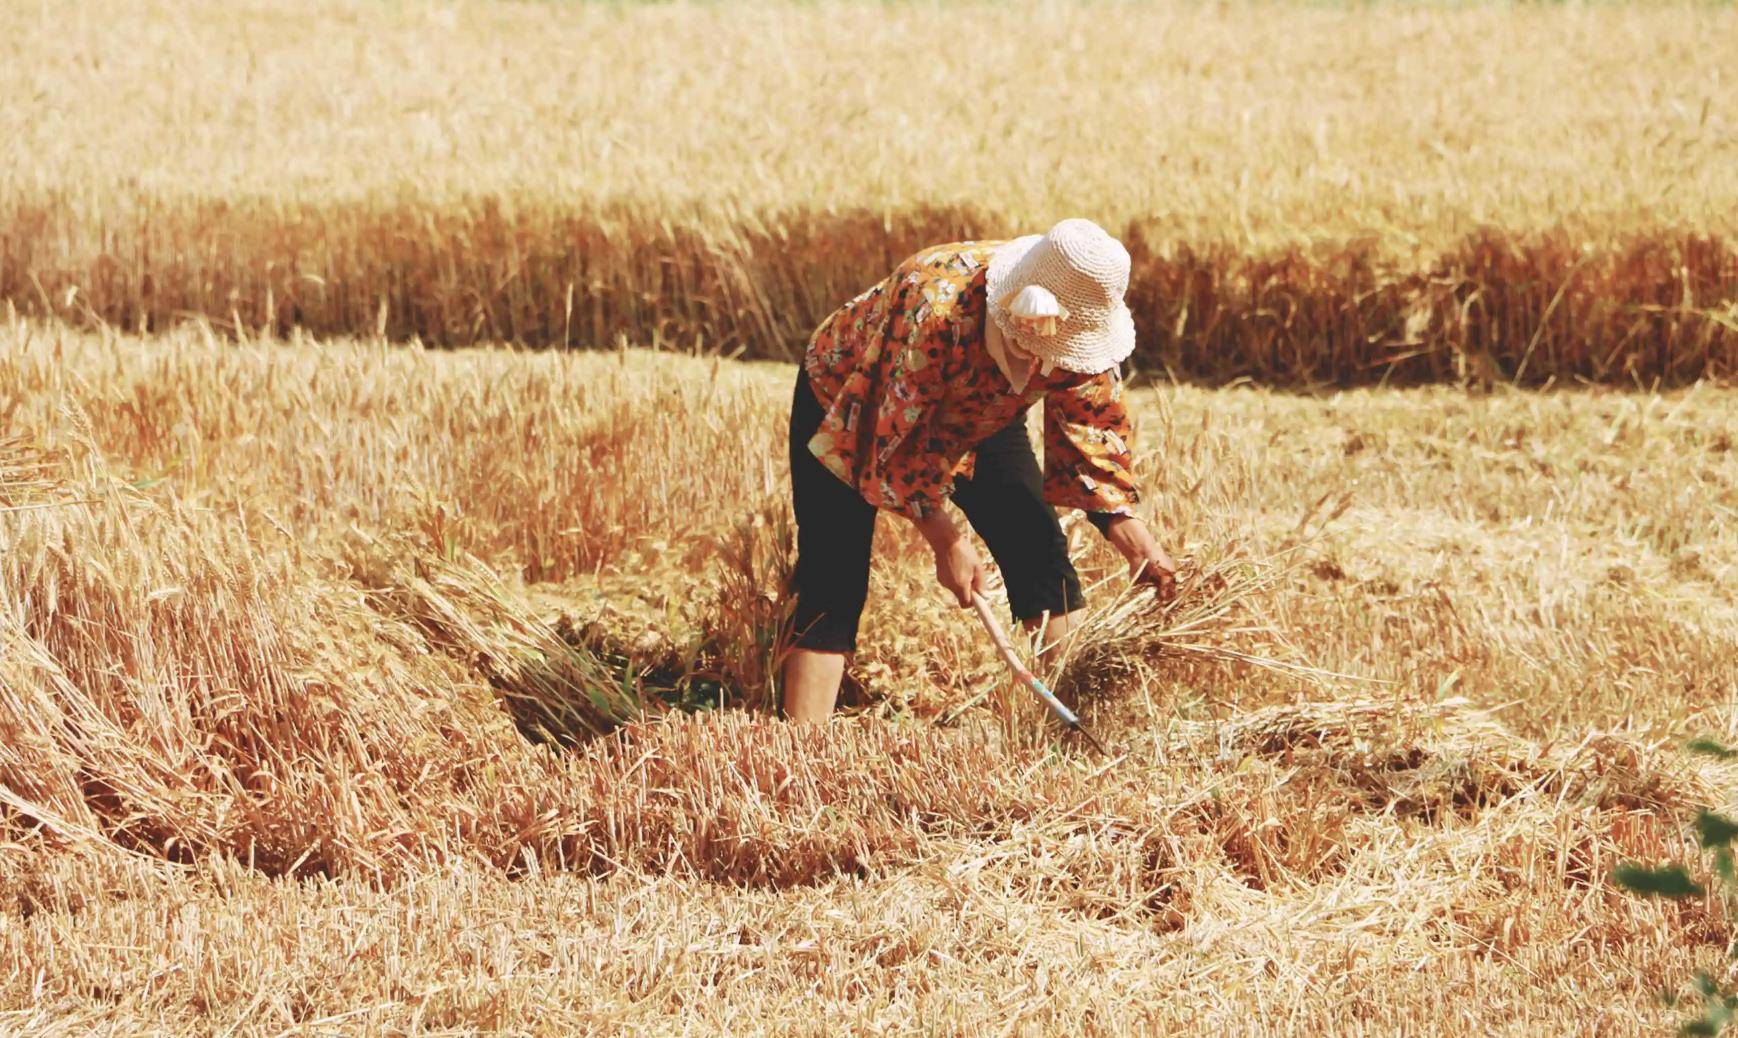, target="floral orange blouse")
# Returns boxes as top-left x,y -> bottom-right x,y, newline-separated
803,240 -> 1141,521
